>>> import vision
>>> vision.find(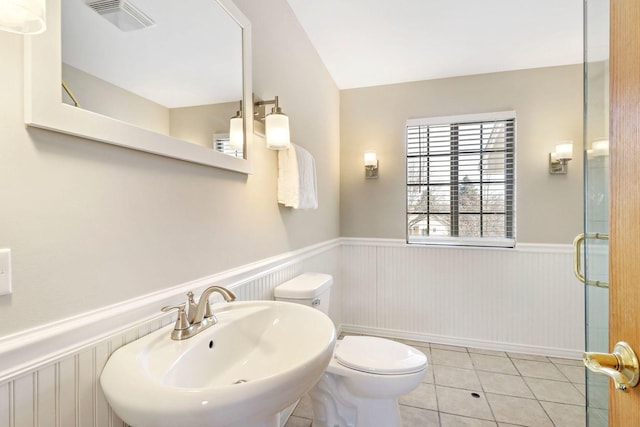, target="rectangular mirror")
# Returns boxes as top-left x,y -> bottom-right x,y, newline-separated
25,0 -> 253,174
